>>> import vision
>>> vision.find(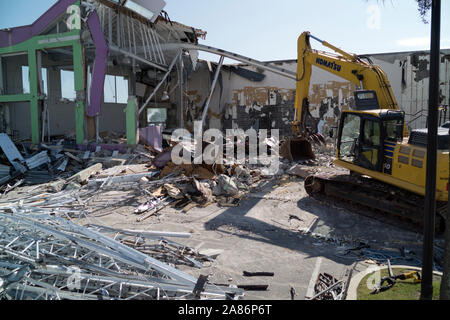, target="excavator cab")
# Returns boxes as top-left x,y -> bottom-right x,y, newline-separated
337,110 -> 404,173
